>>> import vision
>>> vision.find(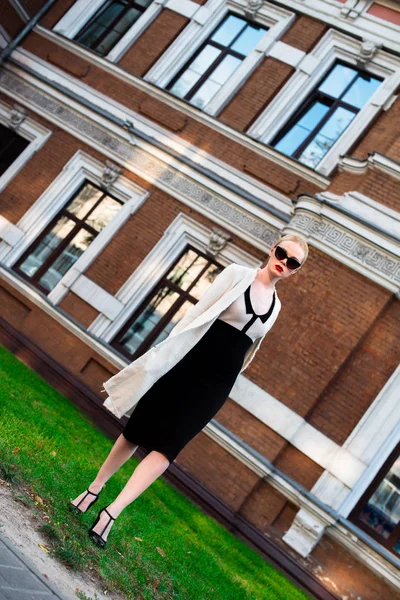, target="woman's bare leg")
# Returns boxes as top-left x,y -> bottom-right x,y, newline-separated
90,450 -> 170,541
70,433 -> 138,512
